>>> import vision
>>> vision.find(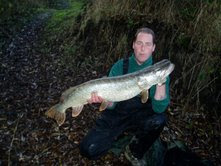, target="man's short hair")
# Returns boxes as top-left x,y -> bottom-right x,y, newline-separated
133,27 -> 156,44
